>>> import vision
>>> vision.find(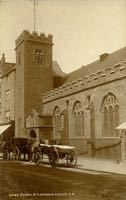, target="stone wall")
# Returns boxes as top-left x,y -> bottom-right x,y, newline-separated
15,30 -> 53,137
15,30 -> 53,48
43,67 -> 126,159
1,71 -> 15,122
43,60 -> 126,103
15,40 -> 25,137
